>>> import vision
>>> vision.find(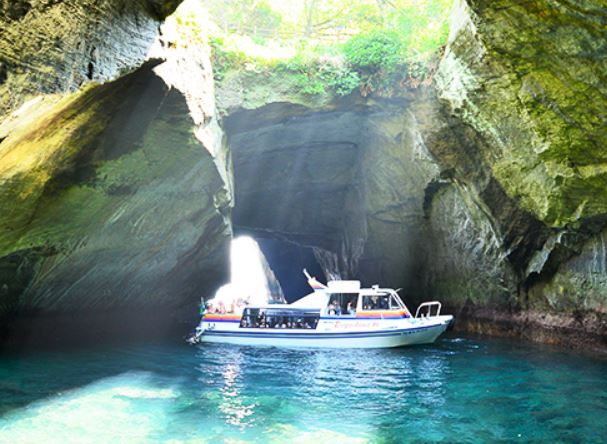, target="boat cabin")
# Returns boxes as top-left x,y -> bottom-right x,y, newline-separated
236,279 -> 410,330
321,280 -> 408,317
